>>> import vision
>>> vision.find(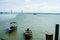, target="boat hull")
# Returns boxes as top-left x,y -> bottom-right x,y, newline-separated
8,26 -> 17,33
24,33 -> 32,39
